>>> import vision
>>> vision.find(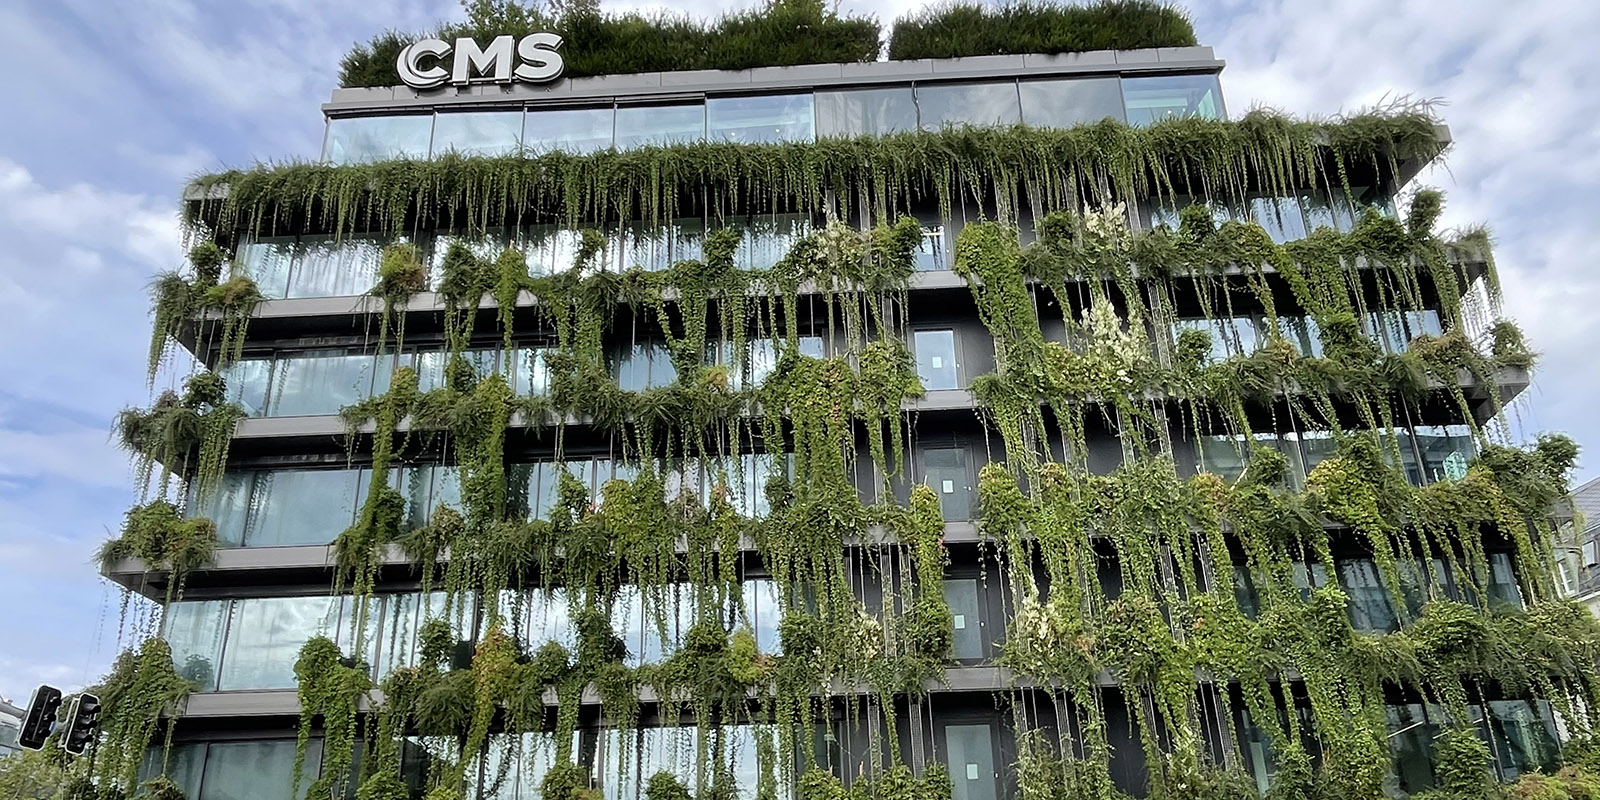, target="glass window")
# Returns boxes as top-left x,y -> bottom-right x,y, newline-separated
615,104 -> 705,150
1174,317 -> 1257,363
1386,704 -> 1439,796
192,472 -> 253,548
165,600 -> 229,691
922,447 -> 970,521
1018,77 -> 1125,127
1337,558 -> 1398,632
514,347 -> 554,396
618,218 -> 704,272
741,579 -> 782,654
612,341 -> 677,391
1232,565 -> 1260,619
913,224 -> 946,272
429,229 -> 513,286
218,596 -> 342,690
1248,196 -> 1308,244
1292,562 -> 1328,602
1299,432 -> 1338,476
220,359 -> 271,417
267,351 -> 379,417
733,213 -> 811,270
376,593 -> 449,676
524,107 -> 615,154
323,116 -> 432,164
914,330 -> 959,390
1197,435 -> 1249,483
944,724 -> 998,800
816,87 -> 917,138
707,94 -> 815,144
200,740 -> 318,800
285,235 -> 386,299
1299,189 -> 1358,233
431,111 -> 524,157
1487,552 -> 1524,611
1277,316 -> 1323,358
943,579 -> 982,660
1368,309 -> 1444,353
519,224 -> 595,275
916,82 -> 1022,130
1483,700 -> 1560,781
521,462 -> 561,522
1121,74 -> 1224,126
140,742 -> 206,797
416,349 -> 498,393
477,732 -> 565,800
234,238 -> 296,299
522,588 -> 574,651
243,468 -> 363,547
1415,425 -> 1474,484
